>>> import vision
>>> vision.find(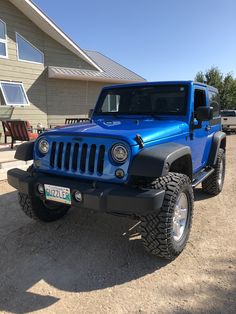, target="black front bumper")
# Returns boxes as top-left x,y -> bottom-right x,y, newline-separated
7,168 -> 165,216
